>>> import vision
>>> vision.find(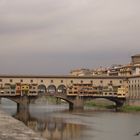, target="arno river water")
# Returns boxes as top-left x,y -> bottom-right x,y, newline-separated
1,100 -> 140,140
